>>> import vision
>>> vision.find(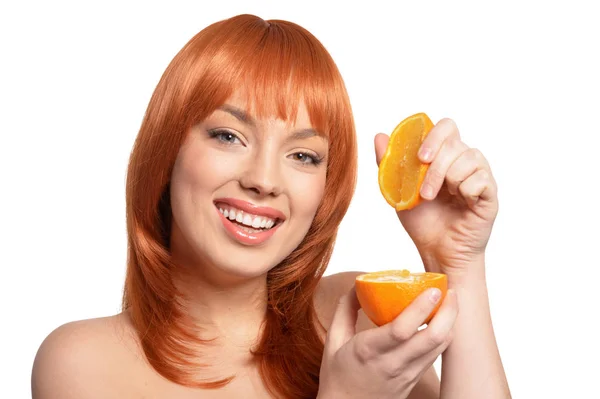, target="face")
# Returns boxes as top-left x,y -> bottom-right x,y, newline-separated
169,92 -> 328,282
